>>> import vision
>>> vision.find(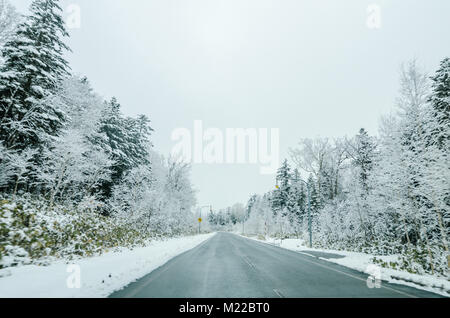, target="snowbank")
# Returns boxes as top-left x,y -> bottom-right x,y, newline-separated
0,233 -> 216,298
241,235 -> 449,297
